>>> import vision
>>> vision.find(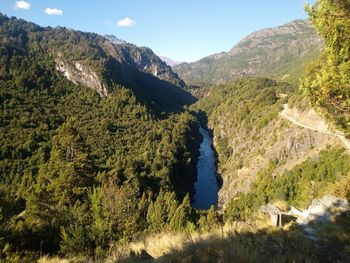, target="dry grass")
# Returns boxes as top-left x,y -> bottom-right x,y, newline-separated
37,256 -> 70,263
107,221 -> 280,263
36,219 -> 324,263
37,256 -> 86,263
129,222 -> 244,257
